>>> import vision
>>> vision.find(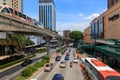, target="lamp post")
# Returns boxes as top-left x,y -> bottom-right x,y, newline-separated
94,24 -> 96,58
